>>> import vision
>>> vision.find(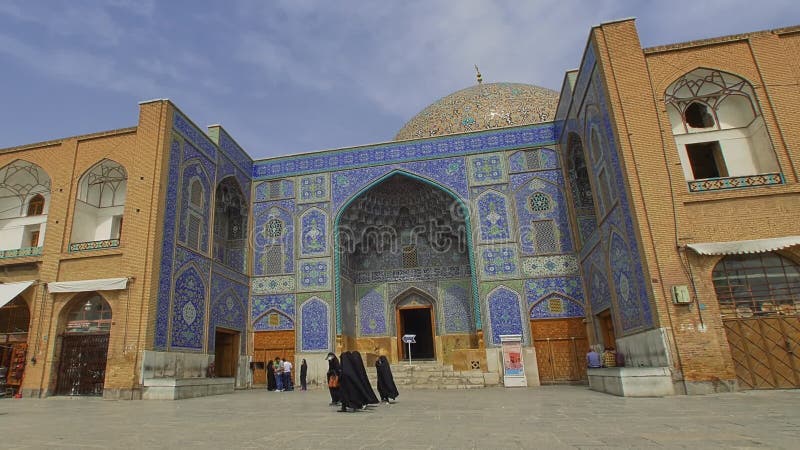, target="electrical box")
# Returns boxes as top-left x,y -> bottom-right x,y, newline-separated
672,285 -> 691,304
